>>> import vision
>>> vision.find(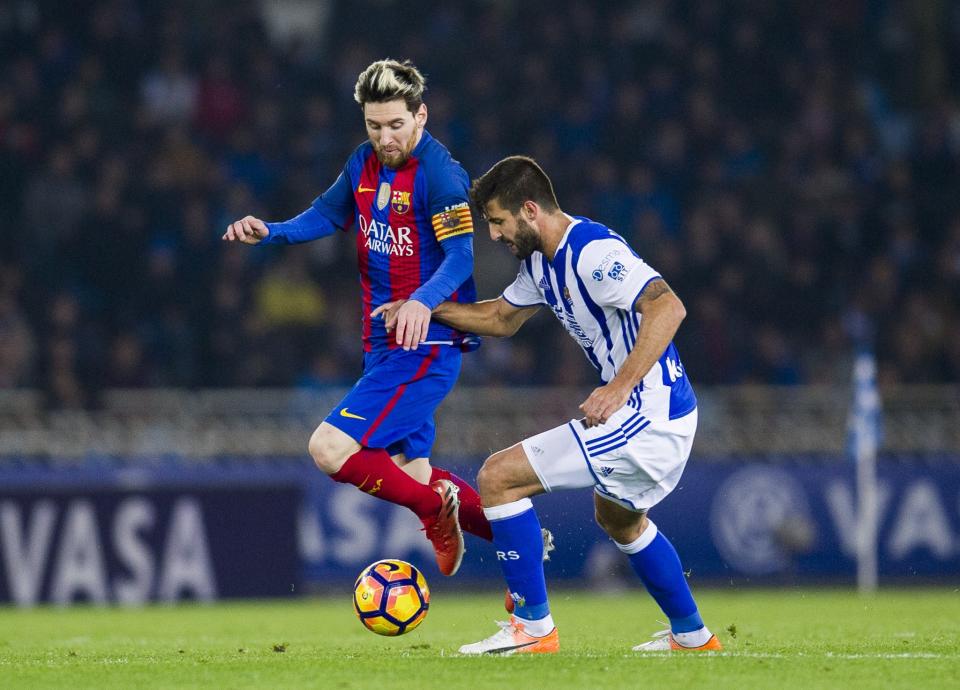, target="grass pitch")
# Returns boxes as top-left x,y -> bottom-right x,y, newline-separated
1,588 -> 958,689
